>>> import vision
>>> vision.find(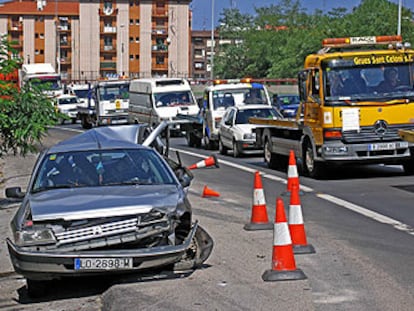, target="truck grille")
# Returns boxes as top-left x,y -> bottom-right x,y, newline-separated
342,124 -> 414,143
